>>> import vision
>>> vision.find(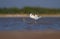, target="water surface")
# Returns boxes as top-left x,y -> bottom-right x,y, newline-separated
0,17 -> 60,31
